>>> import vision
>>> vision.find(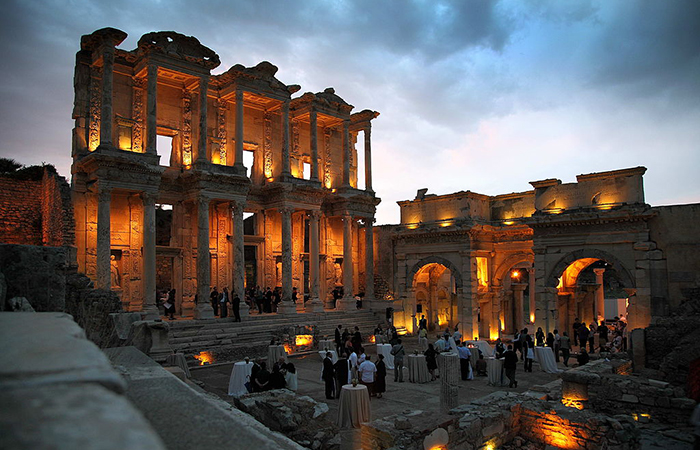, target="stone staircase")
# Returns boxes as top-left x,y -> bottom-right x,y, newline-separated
168,308 -> 384,357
